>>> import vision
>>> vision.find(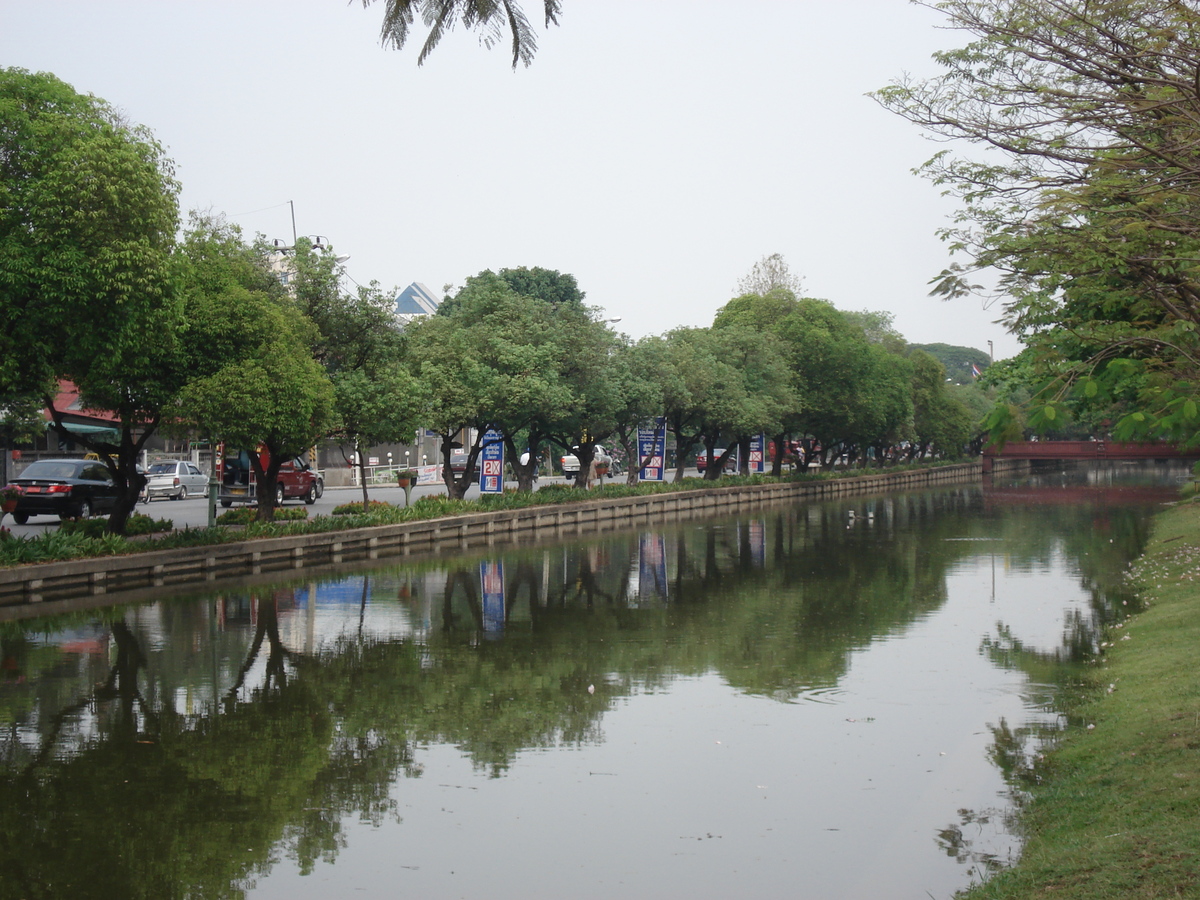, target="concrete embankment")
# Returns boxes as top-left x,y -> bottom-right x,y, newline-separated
0,462 -> 997,618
